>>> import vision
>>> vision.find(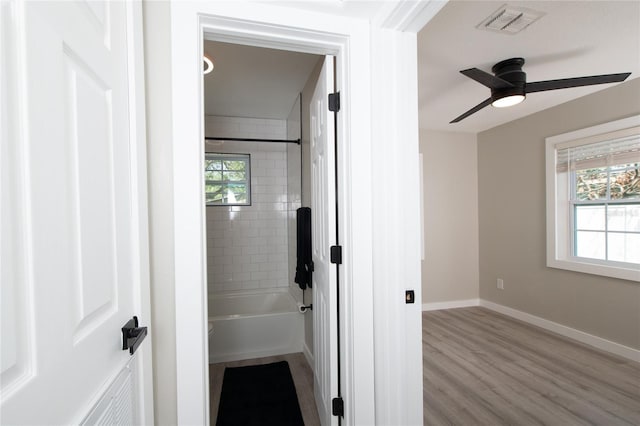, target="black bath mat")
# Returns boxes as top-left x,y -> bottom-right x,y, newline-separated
216,361 -> 304,426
